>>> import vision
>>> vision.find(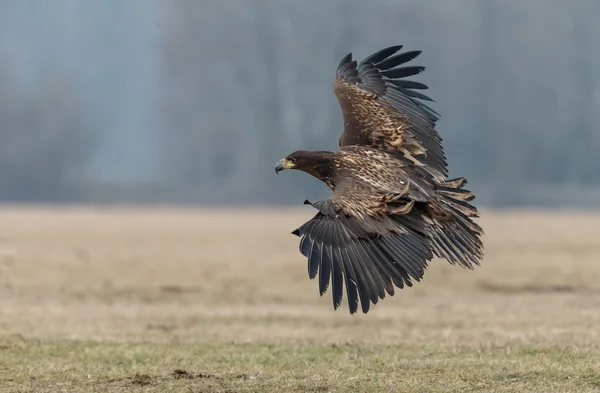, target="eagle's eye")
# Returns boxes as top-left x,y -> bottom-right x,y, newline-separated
290,157 -> 297,163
